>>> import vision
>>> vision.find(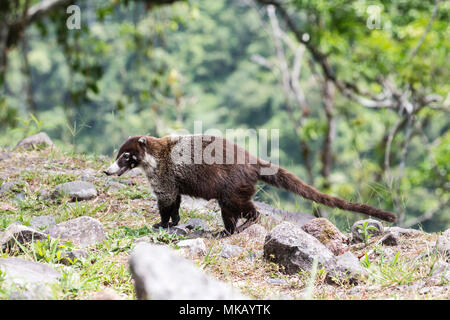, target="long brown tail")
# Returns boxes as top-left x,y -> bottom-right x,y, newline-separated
258,163 -> 397,222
